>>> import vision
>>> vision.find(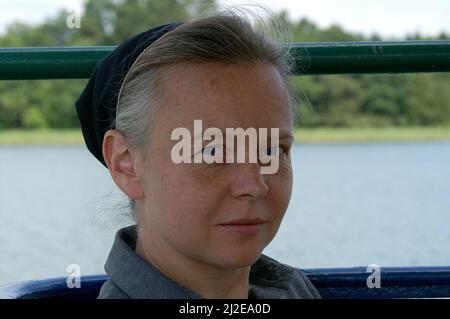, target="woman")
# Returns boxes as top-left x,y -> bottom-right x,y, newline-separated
75,9 -> 320,299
